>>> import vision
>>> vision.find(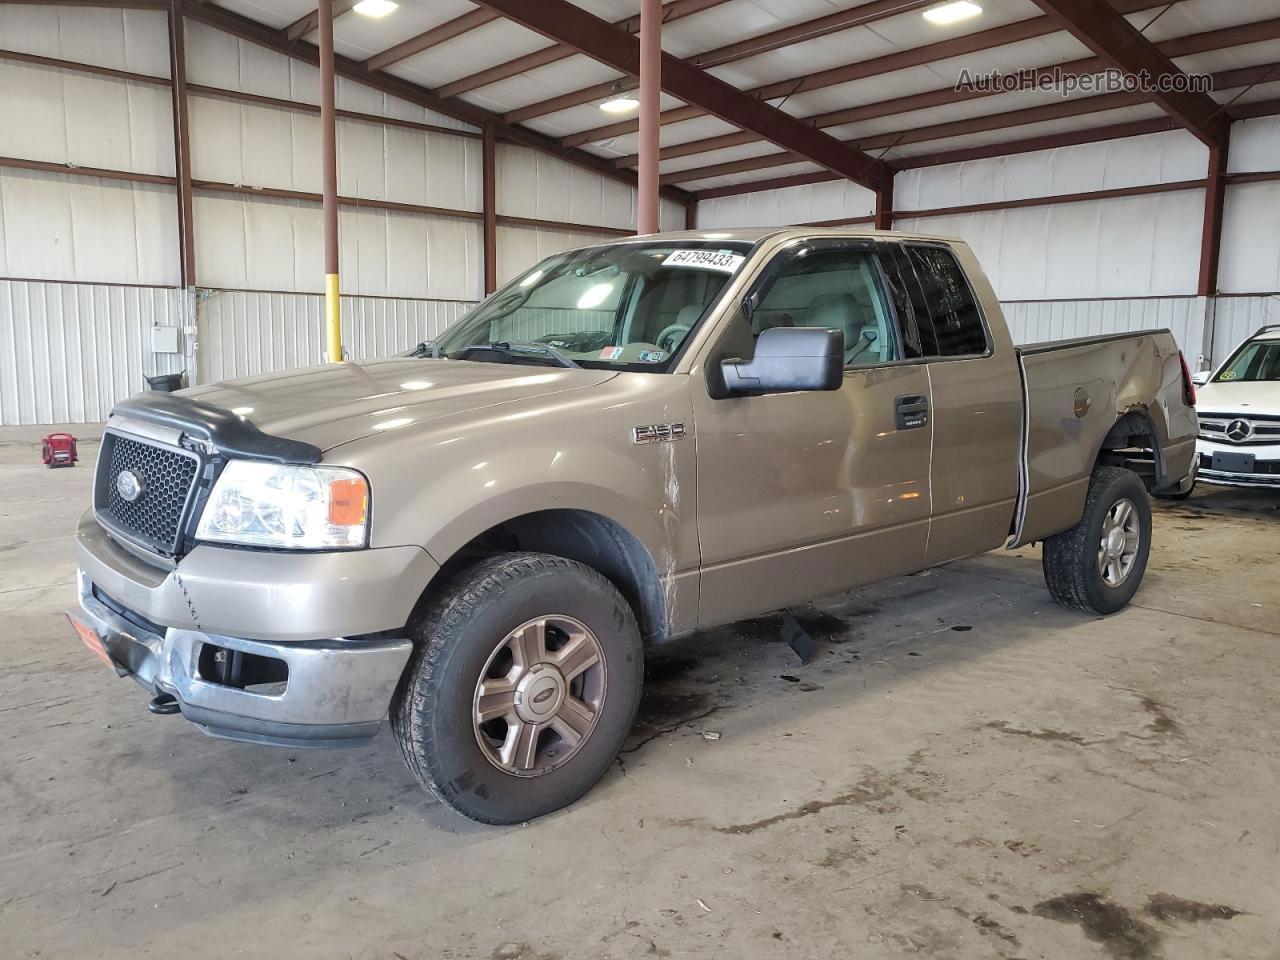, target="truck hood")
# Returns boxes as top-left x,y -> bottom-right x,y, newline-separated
179,358 -> 616,451
1197,380 -> 1280,416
